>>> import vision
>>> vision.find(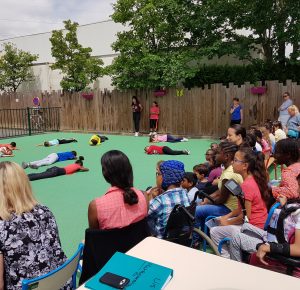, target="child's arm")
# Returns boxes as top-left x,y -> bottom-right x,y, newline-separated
36,143 -> 44,147
1,154 -> 14,157
79,167 -> 89,172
